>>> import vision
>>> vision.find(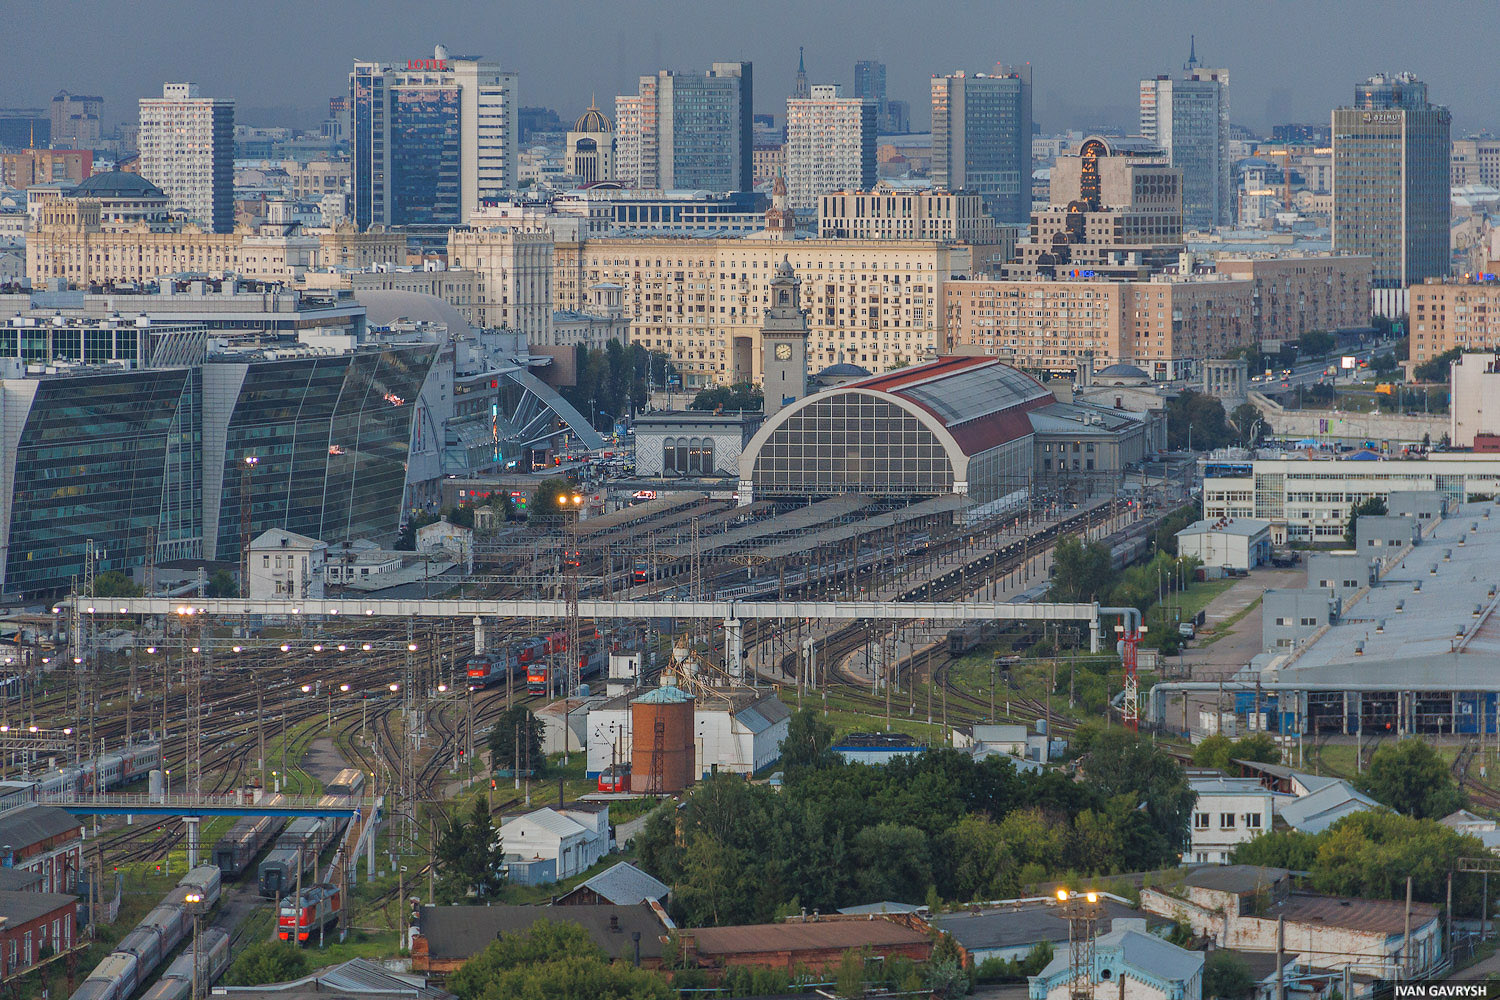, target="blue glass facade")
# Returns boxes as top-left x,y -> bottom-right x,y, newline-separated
0,346 -> 437,597
389,87 -> 460,225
